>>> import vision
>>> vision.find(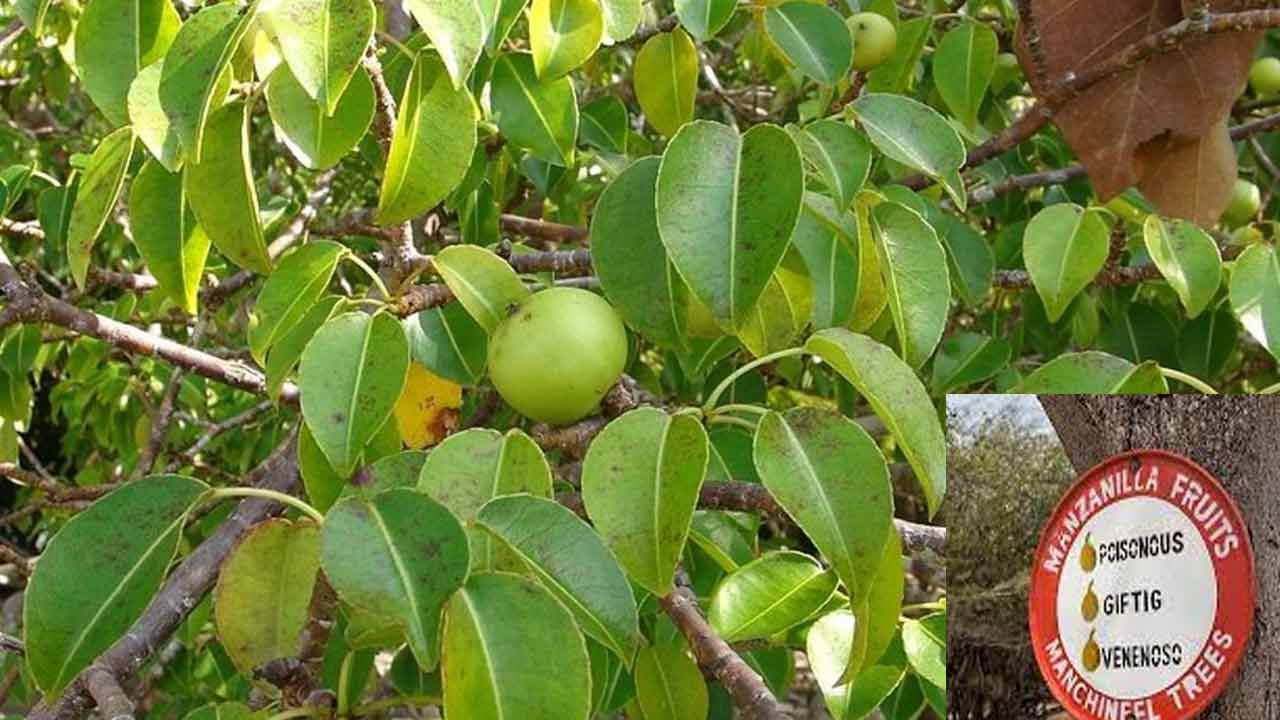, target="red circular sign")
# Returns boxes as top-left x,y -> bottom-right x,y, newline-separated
1028,450 -> 1255,720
